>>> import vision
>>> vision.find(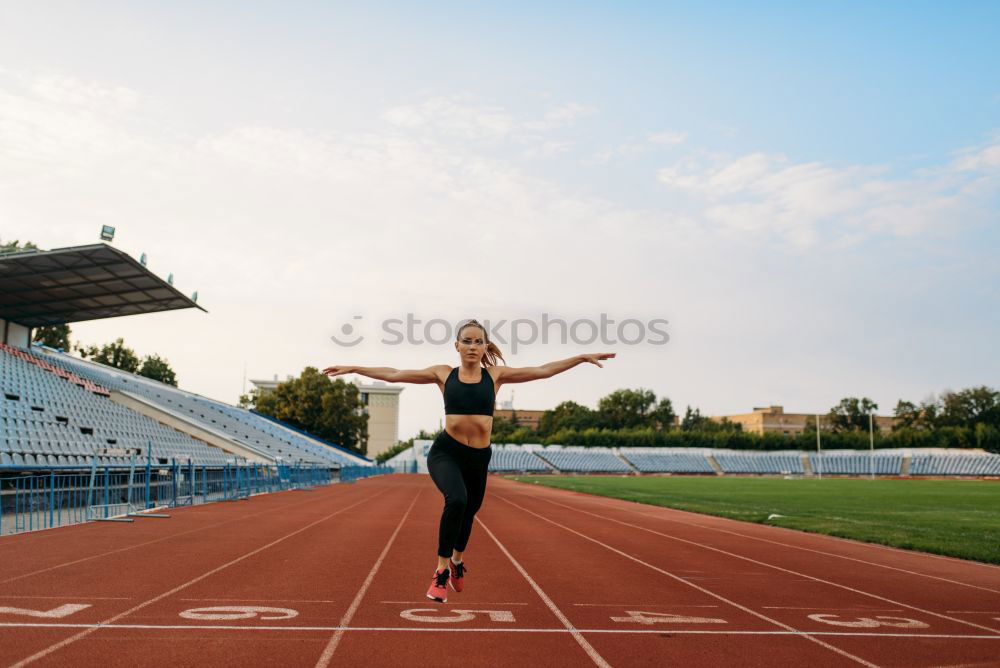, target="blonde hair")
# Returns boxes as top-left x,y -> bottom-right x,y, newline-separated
457,318 -> 506,368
